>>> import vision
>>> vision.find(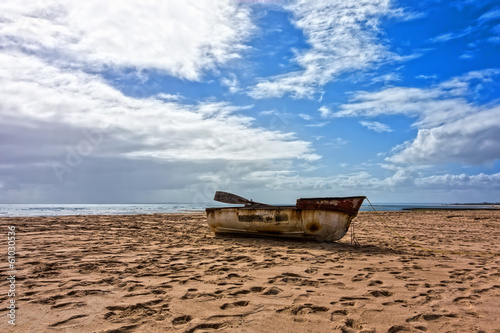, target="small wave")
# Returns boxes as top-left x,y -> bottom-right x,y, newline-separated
0,203 -> 211,217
